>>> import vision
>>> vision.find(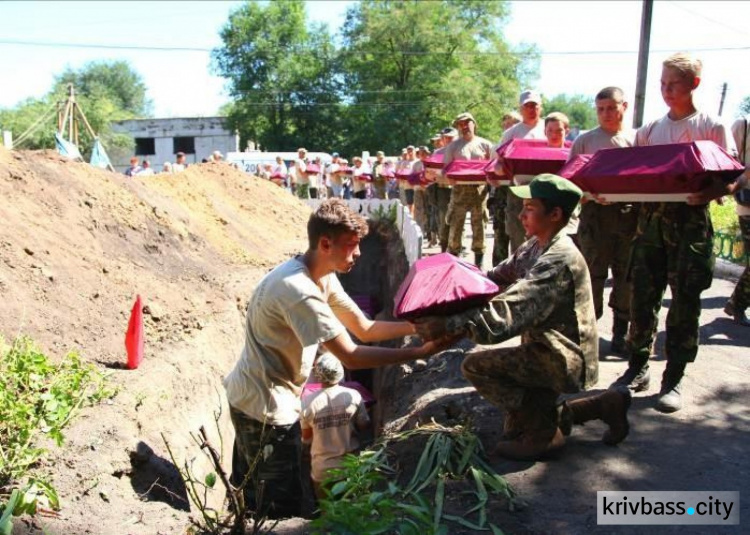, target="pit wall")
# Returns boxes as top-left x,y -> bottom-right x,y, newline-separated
306,199 -> 421,434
